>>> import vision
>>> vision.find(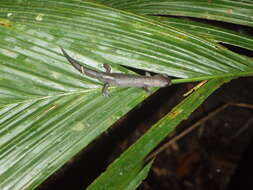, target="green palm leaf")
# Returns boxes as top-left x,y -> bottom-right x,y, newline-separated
0,0 -> 252,189
152,16 -> 253,52
98,0 -> 253,27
